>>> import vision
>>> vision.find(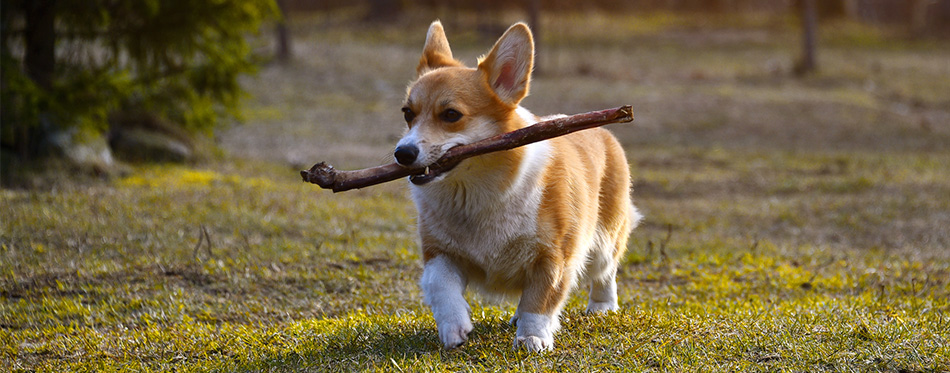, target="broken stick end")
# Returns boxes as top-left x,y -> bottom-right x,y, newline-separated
619,105 -> 634,123
301,162 -> 338,190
